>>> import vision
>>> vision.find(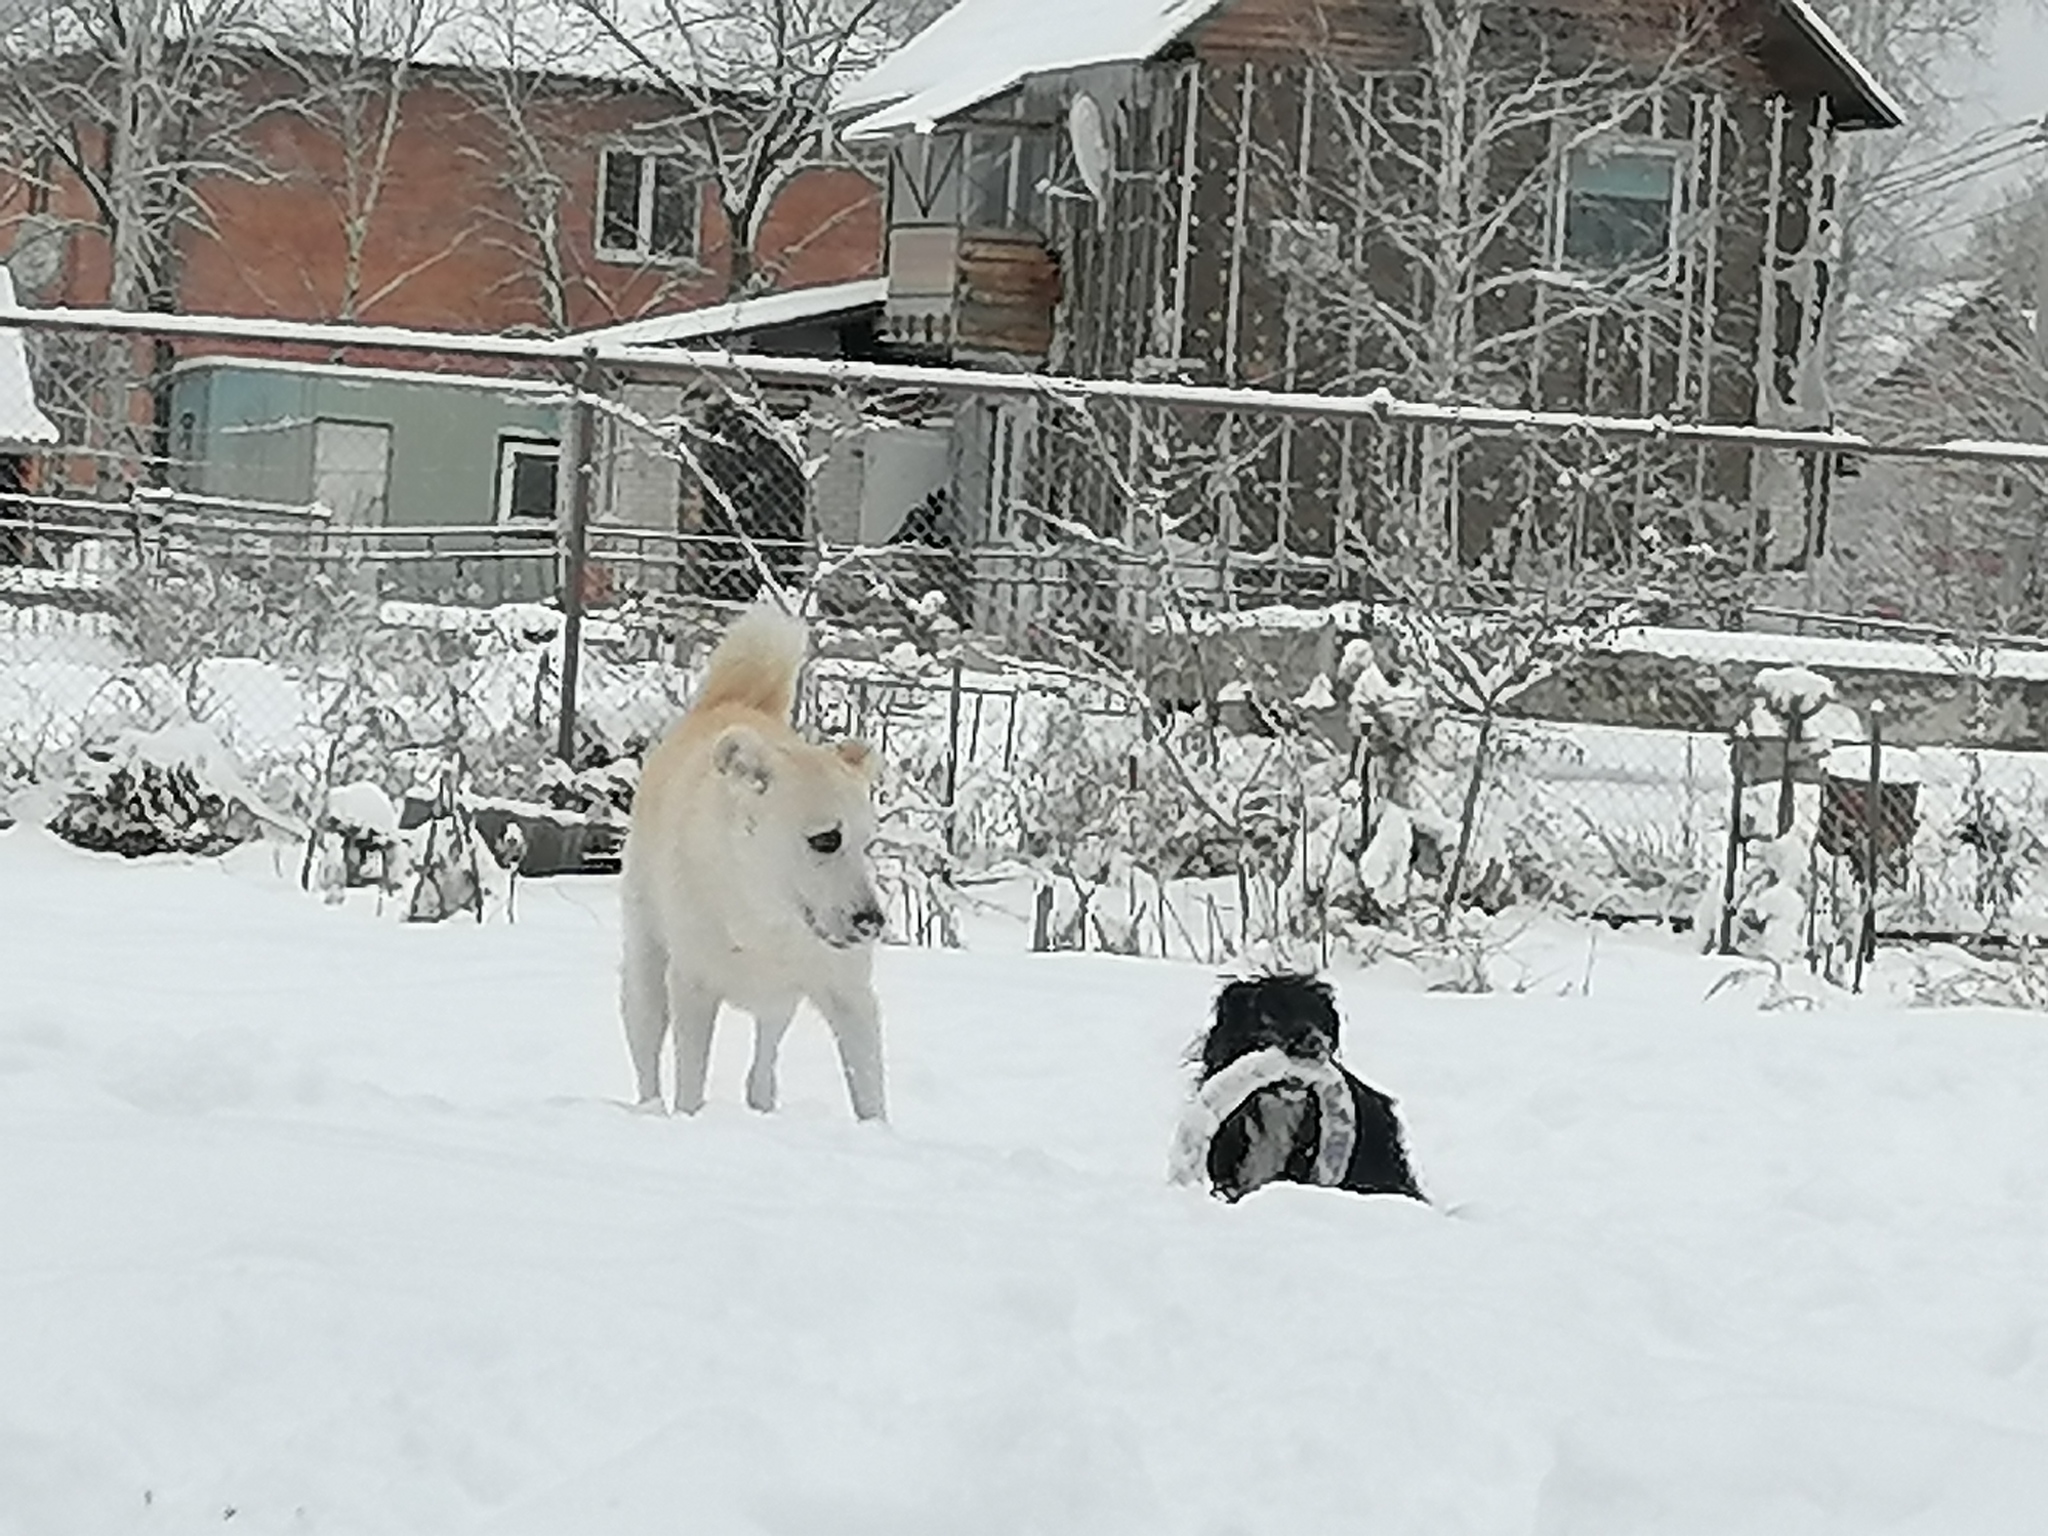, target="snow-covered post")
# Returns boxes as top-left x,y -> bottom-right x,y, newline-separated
1716,721 -> 1750,956
943,656 -> 963,815
1853,699 -> 1886,992
1751,666 -> 1835,837
555,349 -> 599,763
1736,667 -> 1854,969
1778,707 -> 1801,838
